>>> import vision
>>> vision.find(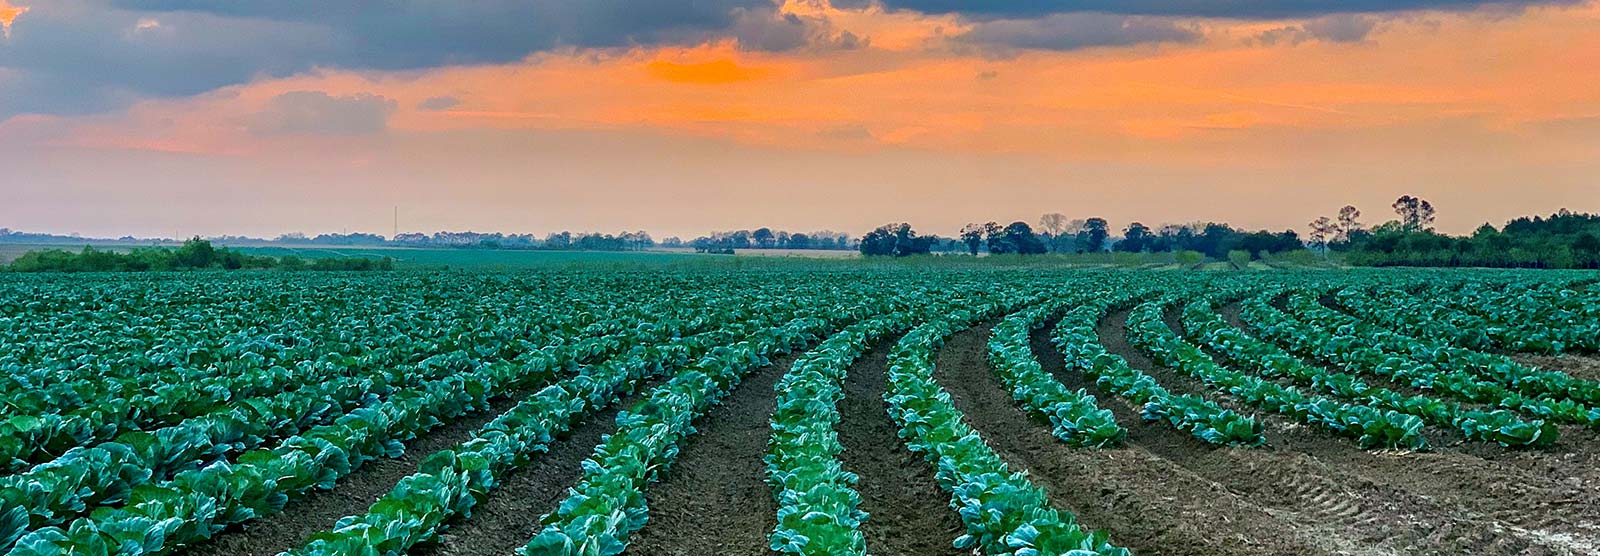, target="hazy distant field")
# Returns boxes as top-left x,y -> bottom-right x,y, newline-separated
0,243 -> 698,269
